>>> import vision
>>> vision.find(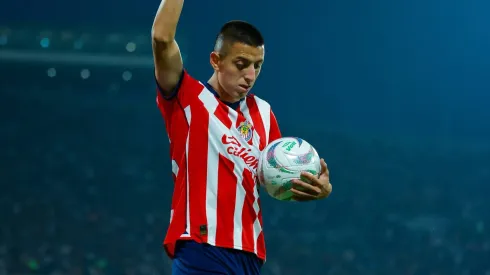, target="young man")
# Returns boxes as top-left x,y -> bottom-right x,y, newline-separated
152,1 -> 333,274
